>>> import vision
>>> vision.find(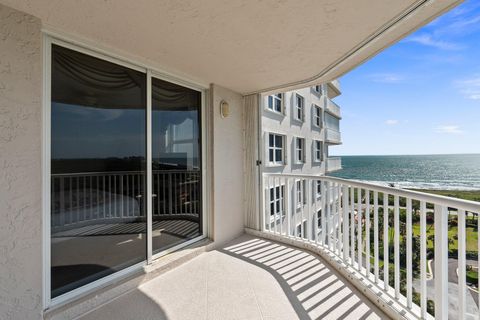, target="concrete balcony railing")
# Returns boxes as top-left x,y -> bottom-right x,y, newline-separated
326,157 -> 342,172
325,128 -> 342,144
263,173 -> 480,320
325,98 -> 341,118
327,80 -> 341,99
